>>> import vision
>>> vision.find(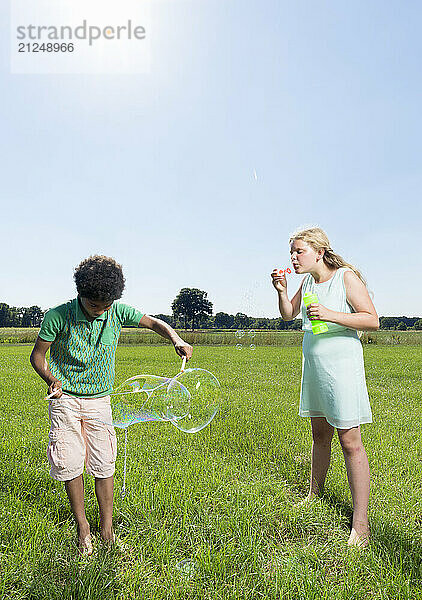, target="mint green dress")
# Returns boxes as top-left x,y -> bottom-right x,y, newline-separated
300,267 -> 372,429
